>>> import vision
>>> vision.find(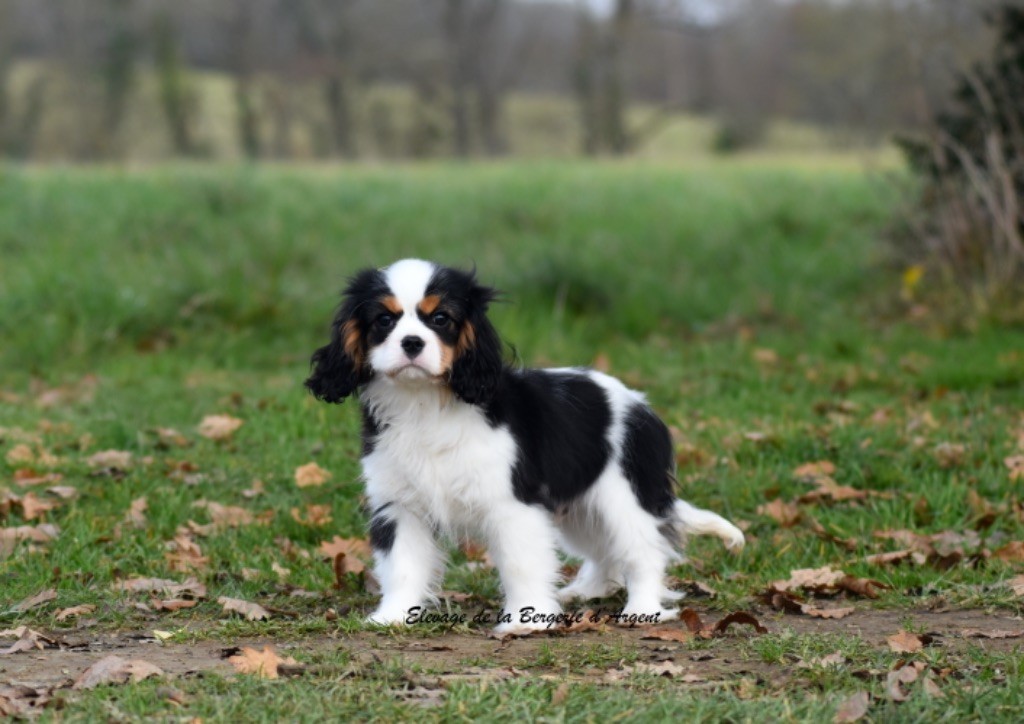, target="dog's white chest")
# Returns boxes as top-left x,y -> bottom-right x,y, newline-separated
361,390 -> 518,530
